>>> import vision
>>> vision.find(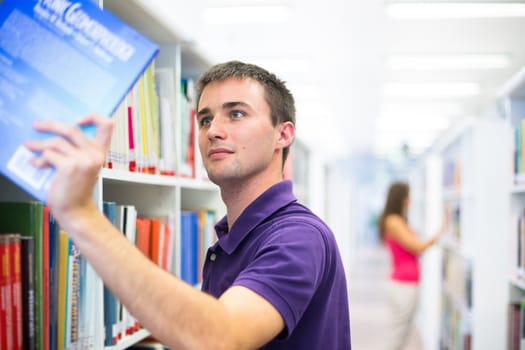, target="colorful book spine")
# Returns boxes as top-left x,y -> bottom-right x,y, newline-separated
9,234 -> 22,350
20,236 -> 36,350
0,235 -> 14,350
